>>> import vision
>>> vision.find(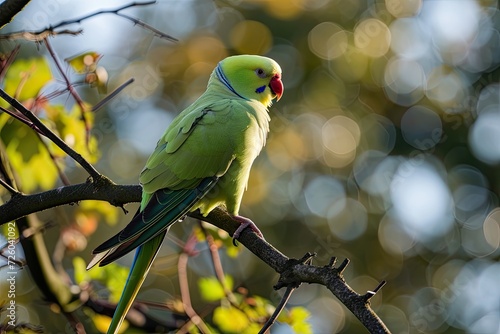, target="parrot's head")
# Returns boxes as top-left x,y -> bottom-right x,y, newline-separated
216,55 -> 283,107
